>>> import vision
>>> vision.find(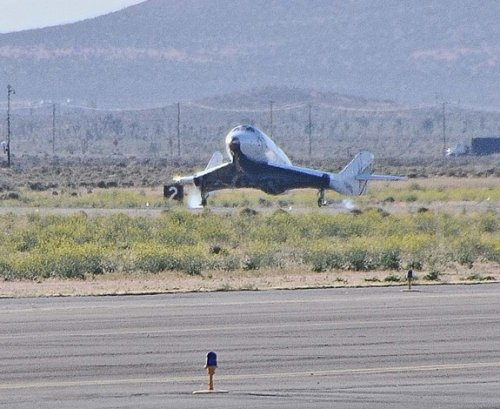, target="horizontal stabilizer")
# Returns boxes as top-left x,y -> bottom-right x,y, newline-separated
356,174 -> 407,181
